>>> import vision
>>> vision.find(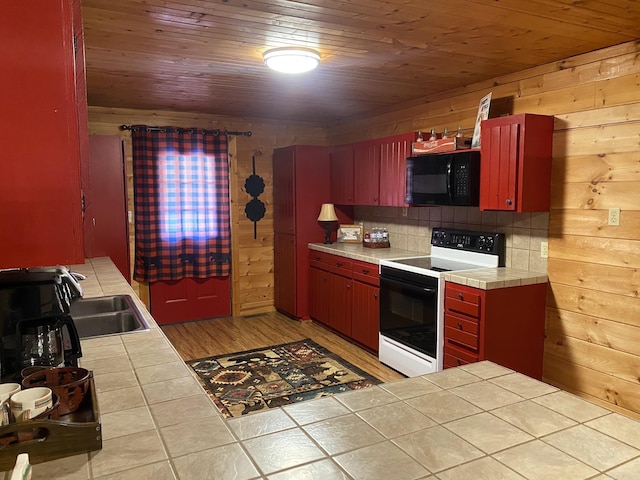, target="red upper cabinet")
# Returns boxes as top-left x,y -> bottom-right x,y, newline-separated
480,114 -> 554,212
379,132 -> 418,207
331,144 -> 355,205
0,0 -> 86,268
354,140 -> 380,206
